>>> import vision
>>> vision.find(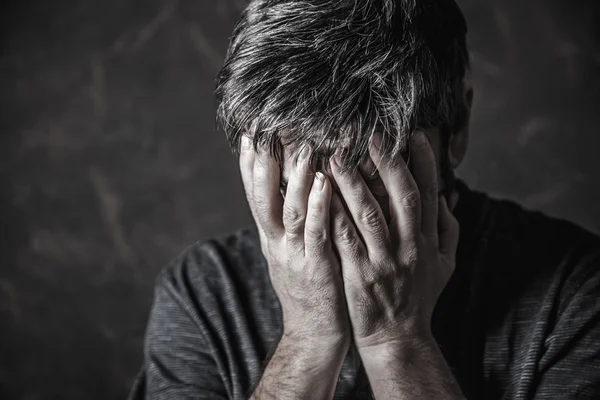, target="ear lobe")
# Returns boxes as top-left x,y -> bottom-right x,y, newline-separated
448,83 -> 473,169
